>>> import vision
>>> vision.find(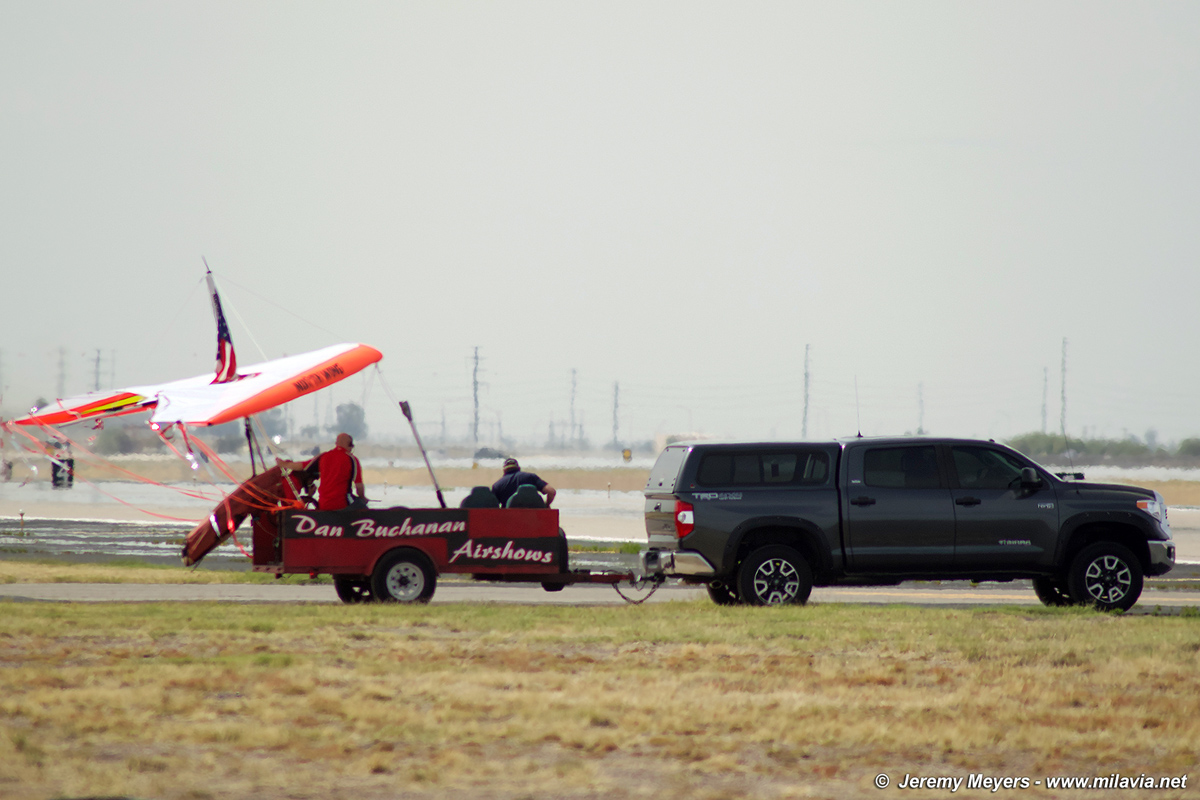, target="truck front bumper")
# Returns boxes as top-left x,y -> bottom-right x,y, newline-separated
1147,539 -> 1176,577
641,549 -> 716,578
